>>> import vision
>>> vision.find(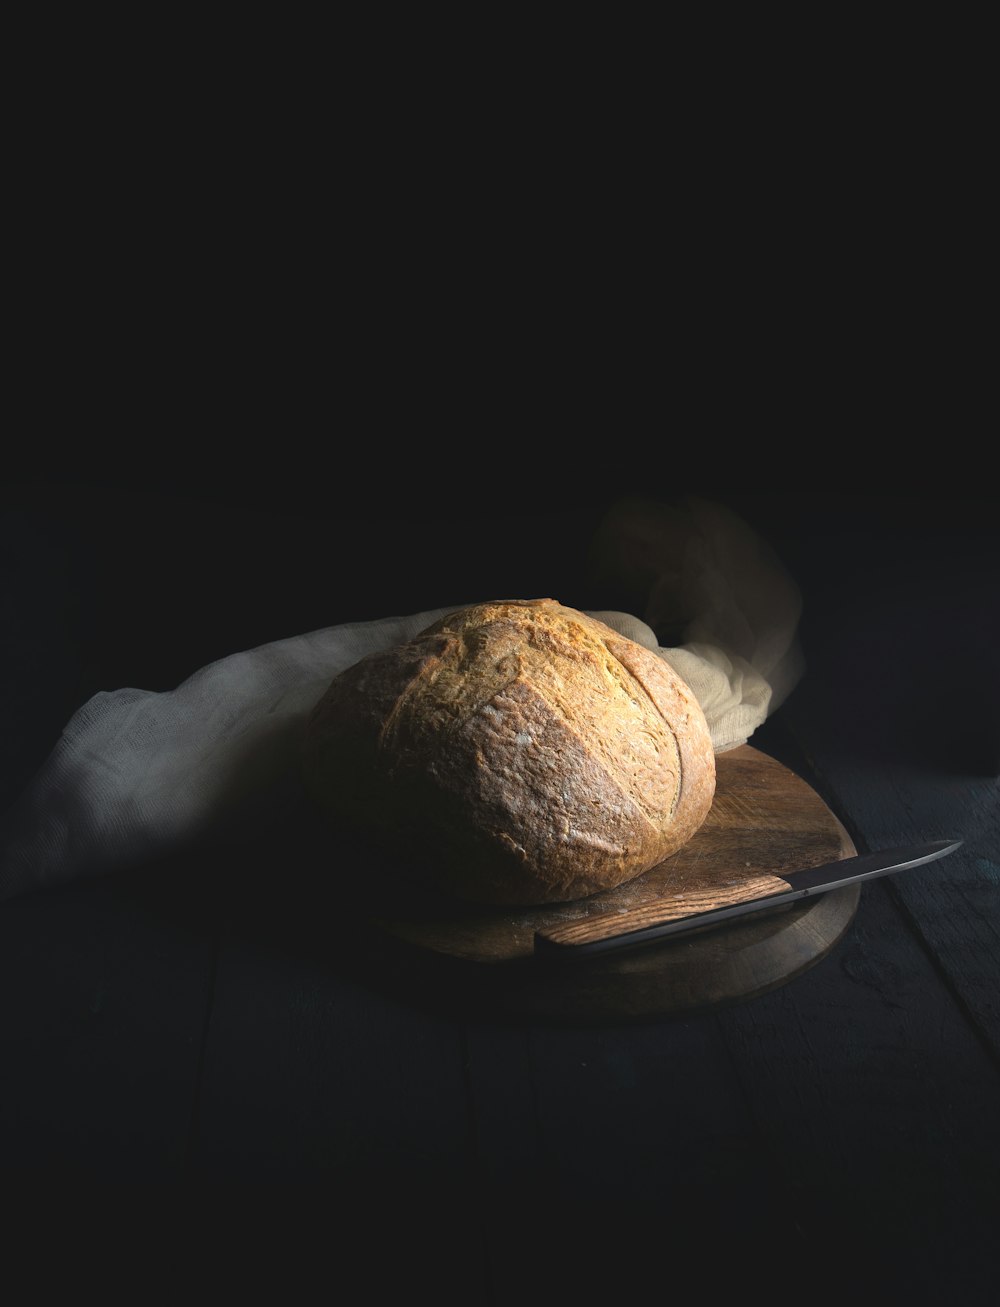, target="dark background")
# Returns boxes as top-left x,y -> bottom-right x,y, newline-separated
3,72 -> 996,1289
